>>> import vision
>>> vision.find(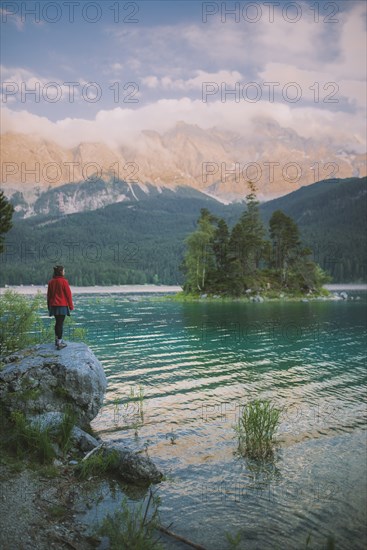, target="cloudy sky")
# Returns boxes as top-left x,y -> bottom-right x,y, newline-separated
1,0 -> 366,150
